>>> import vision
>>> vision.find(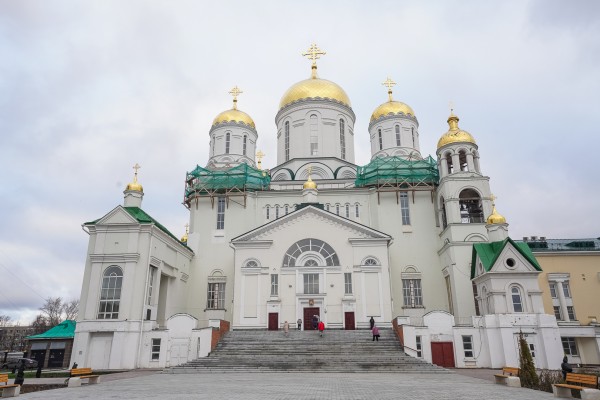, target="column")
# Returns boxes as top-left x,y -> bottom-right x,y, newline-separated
555,280 -> 570,322
466,154 -> 475,172
439,159 -> 448,177
451,154 -> 460,174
